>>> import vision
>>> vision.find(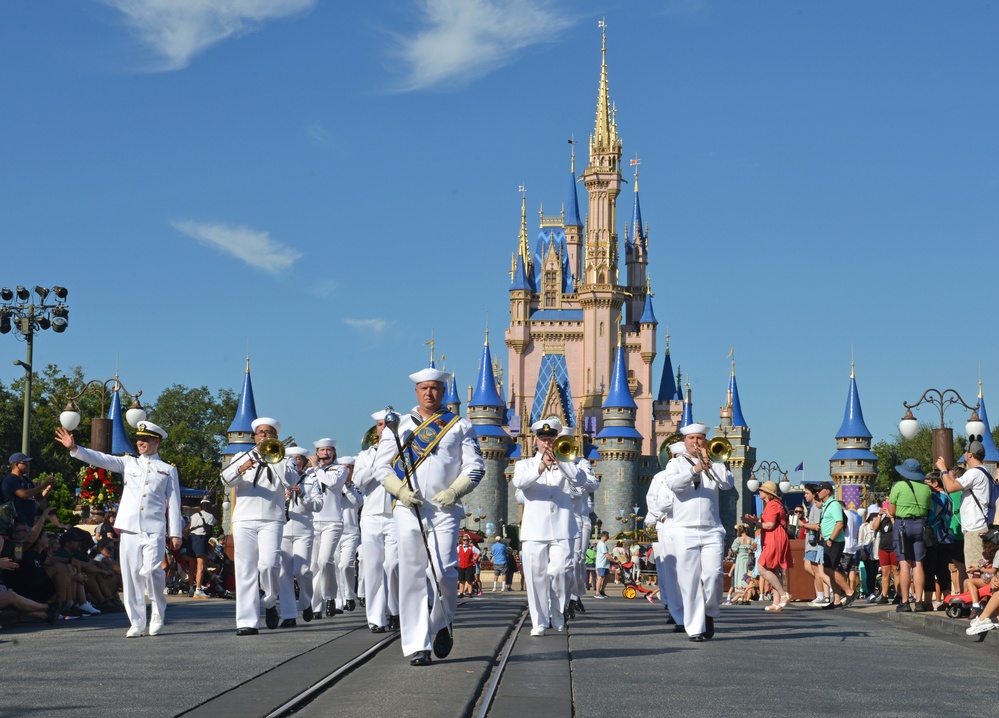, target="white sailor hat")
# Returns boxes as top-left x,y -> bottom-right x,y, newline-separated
313,438 -> 337,449
558,425 -> 575,437
531,417 -> 563,435
251,417 -> 282,434
337,456 -> 355,466
680,423 -> 708,436
135,421 -> 168,441
371,410 -> 389,422
669,441 -> 685,456
286,447 -> 309,457
409,367 -> 450,384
